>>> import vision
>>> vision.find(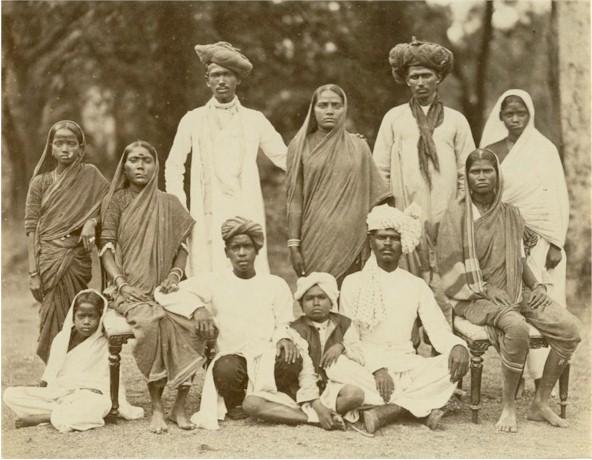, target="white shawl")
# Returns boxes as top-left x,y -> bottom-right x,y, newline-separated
480,89 -> 569,248
42,289 -> 143,420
